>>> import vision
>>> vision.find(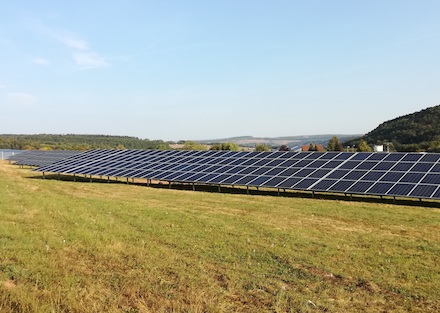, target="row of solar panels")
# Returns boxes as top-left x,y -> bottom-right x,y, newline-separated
15,149 -> 440,200
8,150 -> 81,167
